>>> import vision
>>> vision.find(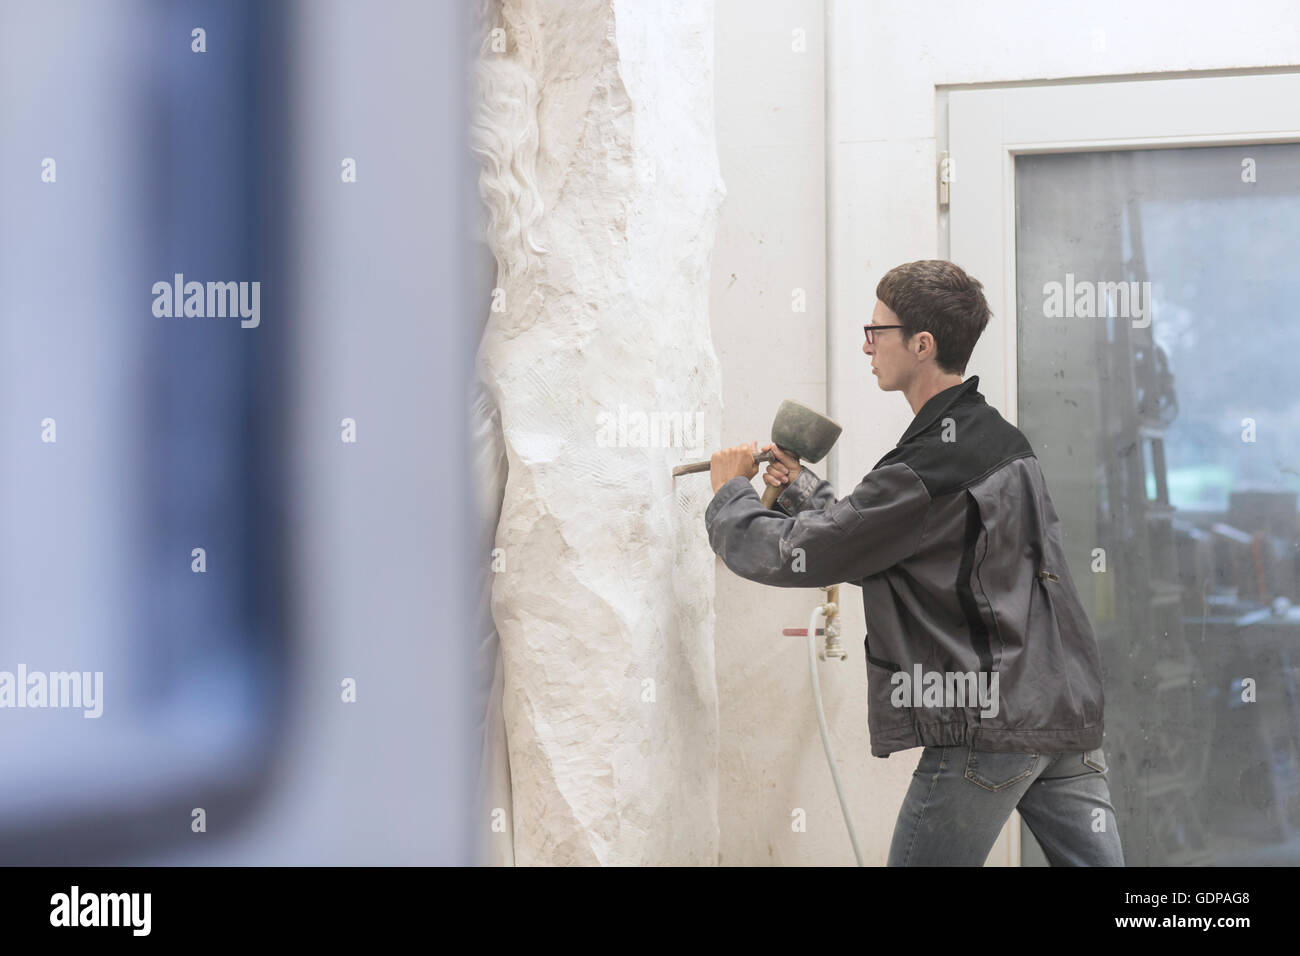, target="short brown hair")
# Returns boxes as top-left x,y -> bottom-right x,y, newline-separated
875,260 -> 990,375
